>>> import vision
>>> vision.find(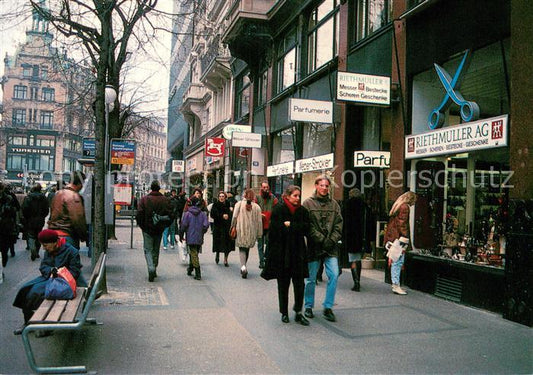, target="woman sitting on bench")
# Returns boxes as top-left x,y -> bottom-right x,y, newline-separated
13,229 -> 86,335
